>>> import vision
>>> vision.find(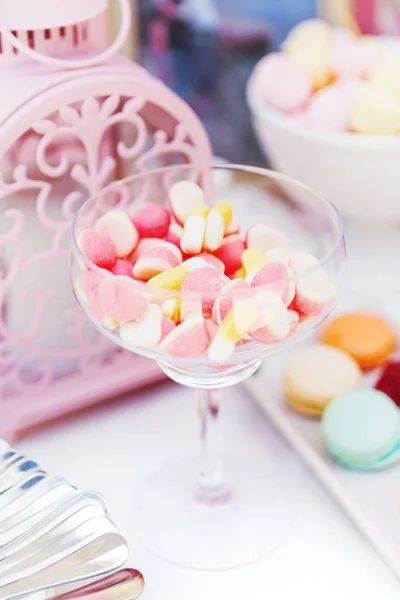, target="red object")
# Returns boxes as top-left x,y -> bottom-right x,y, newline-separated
375,362 -> 400,407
